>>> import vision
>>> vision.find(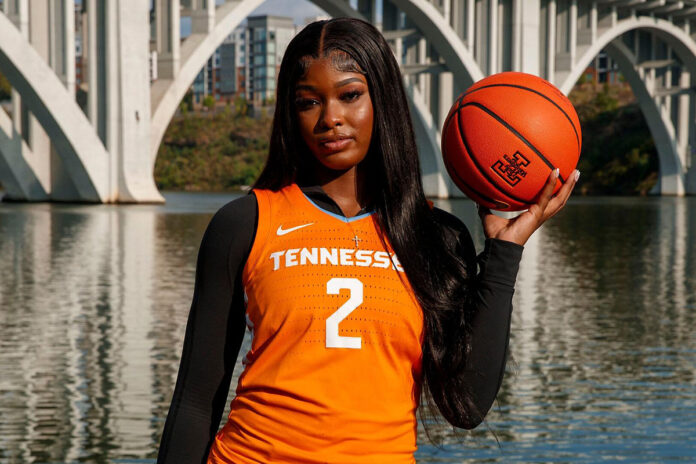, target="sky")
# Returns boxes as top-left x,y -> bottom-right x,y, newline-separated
248,0 -> 328,24
181,0 -> 328,36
